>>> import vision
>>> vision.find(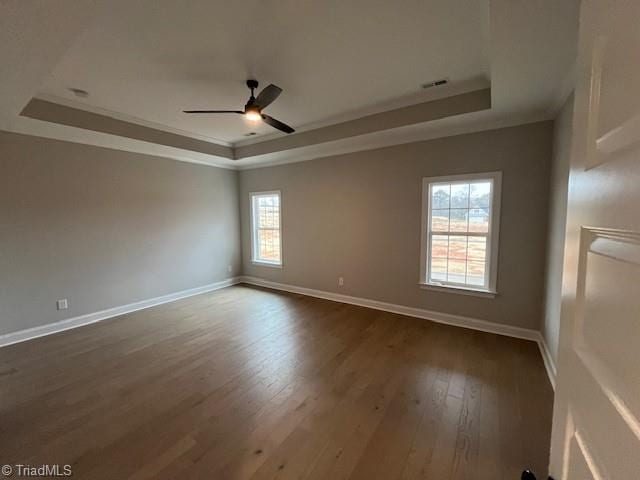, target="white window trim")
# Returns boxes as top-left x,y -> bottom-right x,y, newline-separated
250,190 -> 283,268
419,171 -> 502,296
